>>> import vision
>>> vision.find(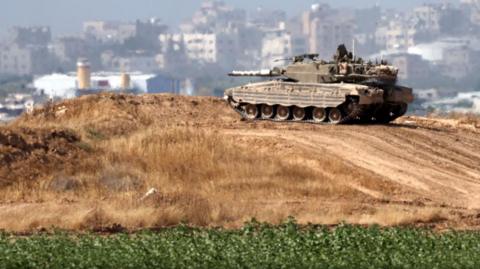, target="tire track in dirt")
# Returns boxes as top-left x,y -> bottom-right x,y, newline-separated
350,125 -> 480,208
223,122 -> 480,210
330,126 -> 480,192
